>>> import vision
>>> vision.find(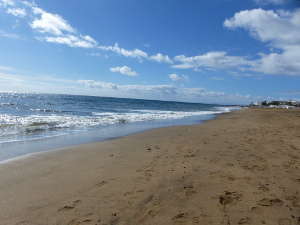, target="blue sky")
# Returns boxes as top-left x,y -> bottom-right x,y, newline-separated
0,0 -> 299,104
